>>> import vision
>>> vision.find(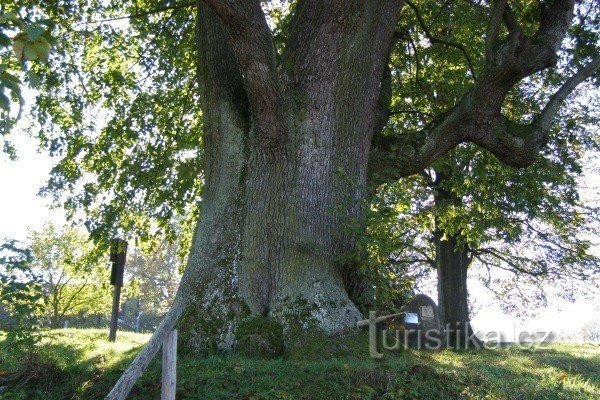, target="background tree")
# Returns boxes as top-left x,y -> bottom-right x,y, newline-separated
123,240 -> 182,331
358,0 -> 600,346
29,224 -> 111,328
